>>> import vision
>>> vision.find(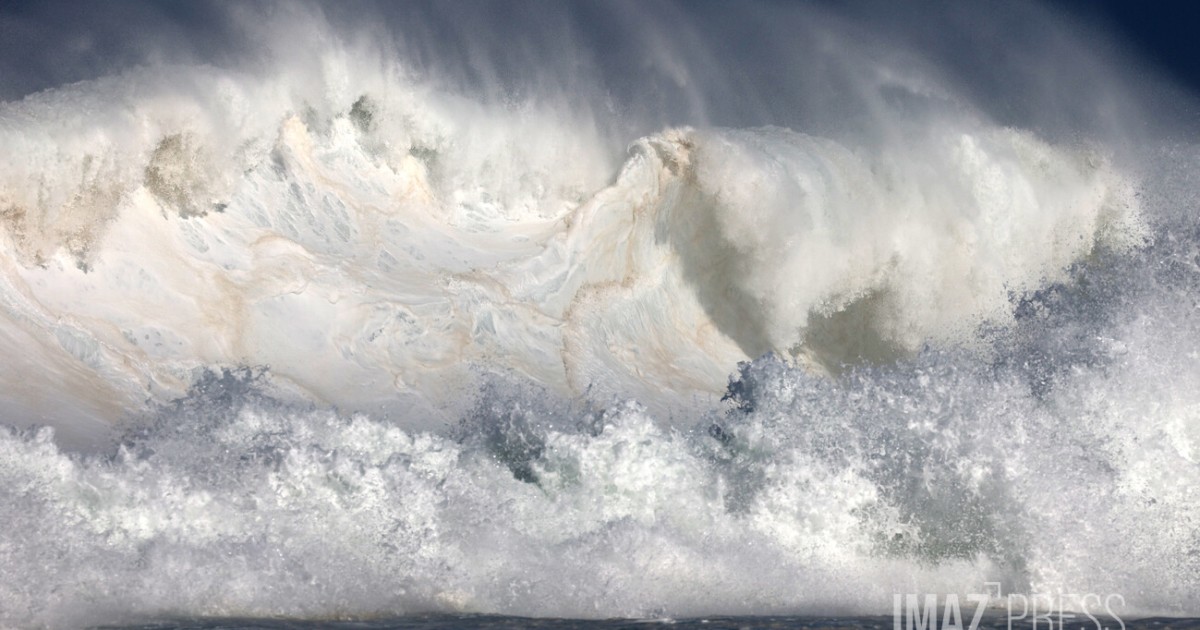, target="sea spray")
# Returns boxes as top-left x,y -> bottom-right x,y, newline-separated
0,2 -> 1197,627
